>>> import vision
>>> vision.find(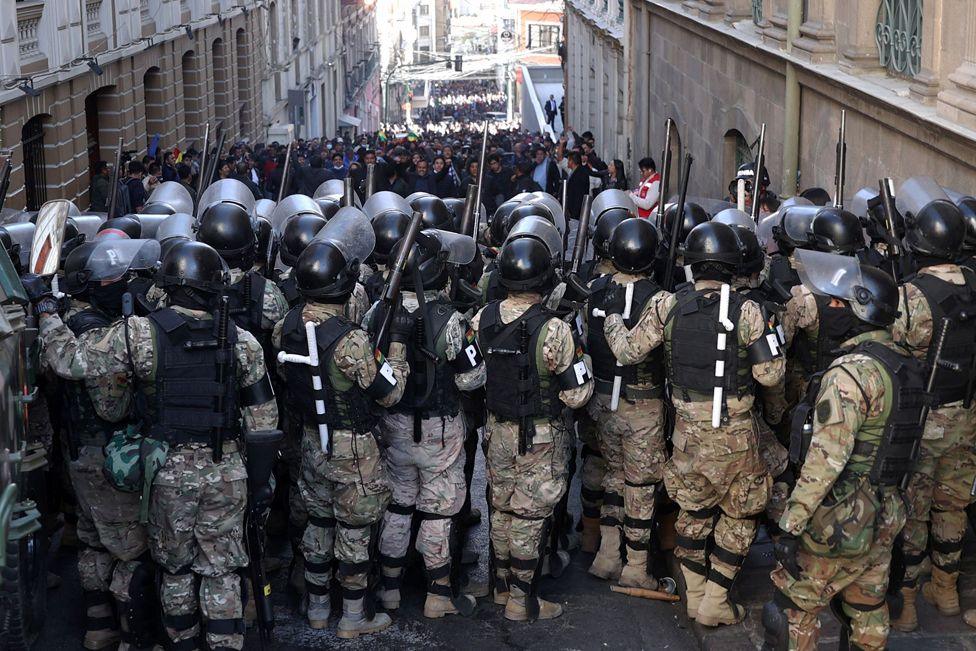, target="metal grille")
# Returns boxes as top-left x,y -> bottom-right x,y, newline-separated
875,0 -> 922,78
752,0 -> 763,24
21,118 -> 46,211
